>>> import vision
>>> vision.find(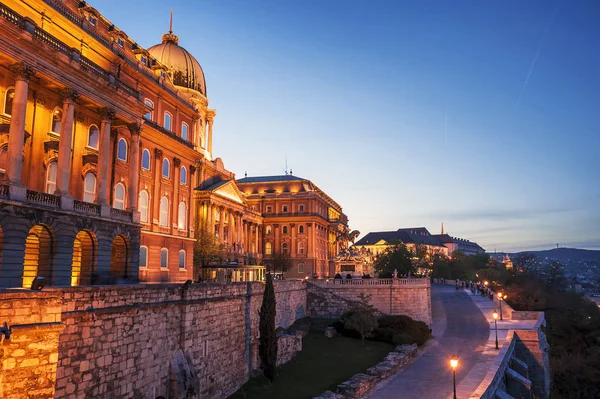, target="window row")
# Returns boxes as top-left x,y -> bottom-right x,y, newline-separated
141,150 -> 188,184
264,241 -> 305,255
264,225 -> 305,235
143,98 -> 194,142
140,247 -> 186,269
138,191 -> 187,229
264,204 -> 305,213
